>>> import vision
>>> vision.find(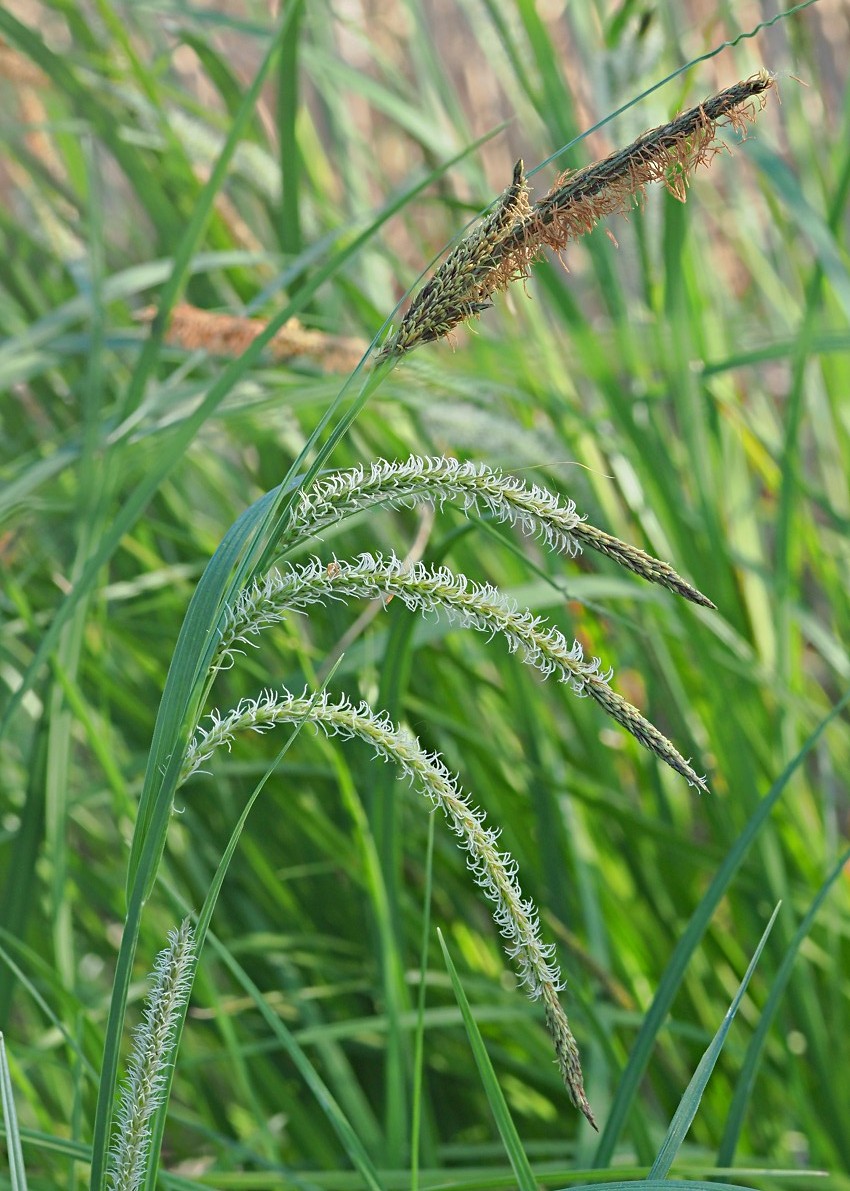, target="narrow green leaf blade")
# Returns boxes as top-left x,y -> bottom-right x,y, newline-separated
437,929 -> 539,1191
649,903 -> 782,1179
